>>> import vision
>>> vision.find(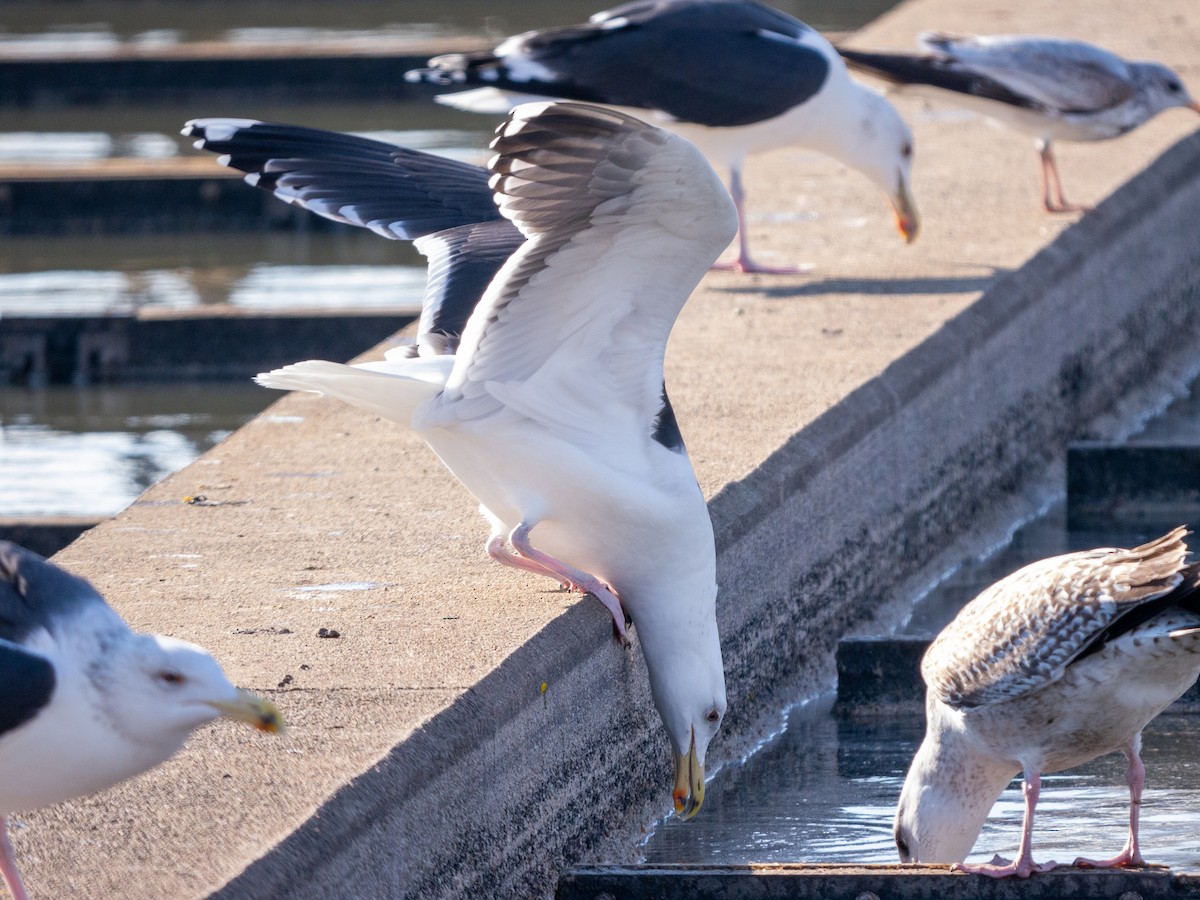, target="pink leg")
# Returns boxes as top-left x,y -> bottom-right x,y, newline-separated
0,819 -> 30,900
711,166 -> 812,275
953,770 -> 1058,878
508,522 -> 629,644
486,534 -> 567,588
1038,142 -> 1090,214
1074,739 -> 1147,869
